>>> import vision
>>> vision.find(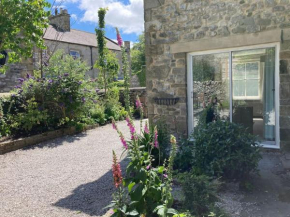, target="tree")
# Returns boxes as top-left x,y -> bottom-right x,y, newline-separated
131,33 -> 146,86
0,0 -> 50,73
